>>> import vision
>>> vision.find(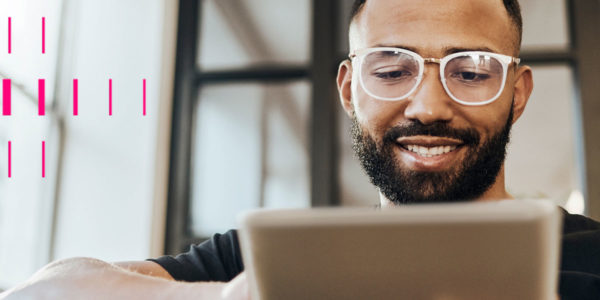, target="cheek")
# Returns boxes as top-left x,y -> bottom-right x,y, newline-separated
462,105 -> 510,140
460,81 -> 515,138
353,87 -> 407,134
